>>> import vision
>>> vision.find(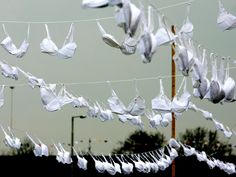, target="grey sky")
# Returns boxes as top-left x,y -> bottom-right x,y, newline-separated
0,0 -> 235,154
